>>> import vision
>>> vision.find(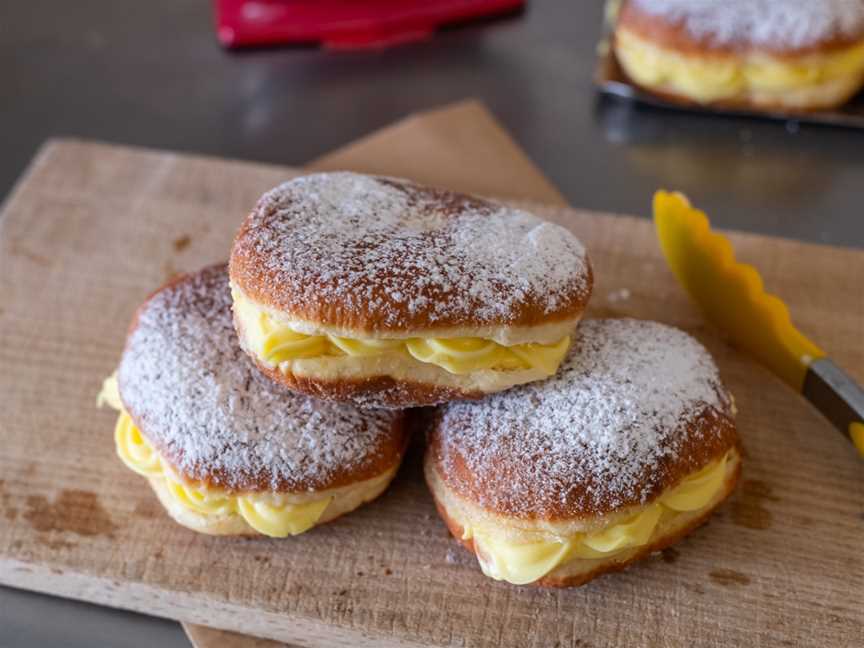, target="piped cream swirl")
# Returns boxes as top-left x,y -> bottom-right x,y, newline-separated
232,288 -> 572,377
457,452 -> 733,585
